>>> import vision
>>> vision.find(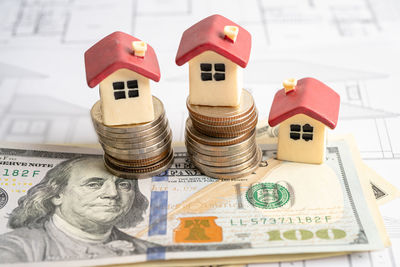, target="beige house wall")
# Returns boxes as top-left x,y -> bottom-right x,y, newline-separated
188,51 -> 243,107
277,114 -> 327,164
99,68 -> 154,126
